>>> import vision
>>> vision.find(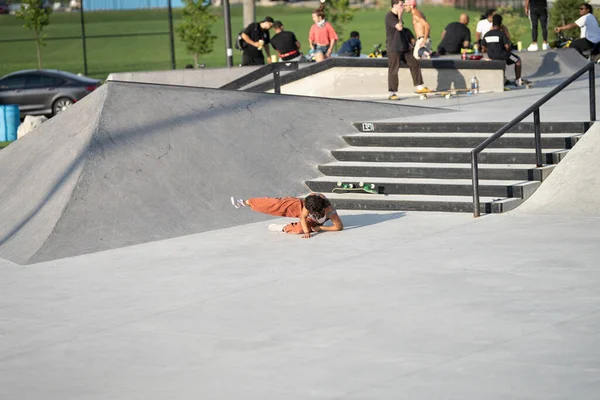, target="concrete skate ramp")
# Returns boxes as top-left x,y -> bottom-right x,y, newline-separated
0,82 -> 442,264
516,122 -> 600,215
506,48 -> 588,81
106,66 -> 263,88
